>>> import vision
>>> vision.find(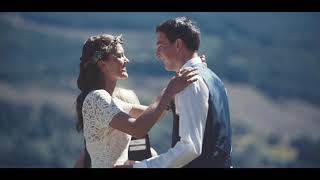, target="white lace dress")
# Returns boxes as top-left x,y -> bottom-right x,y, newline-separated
82,89 -> 133,168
